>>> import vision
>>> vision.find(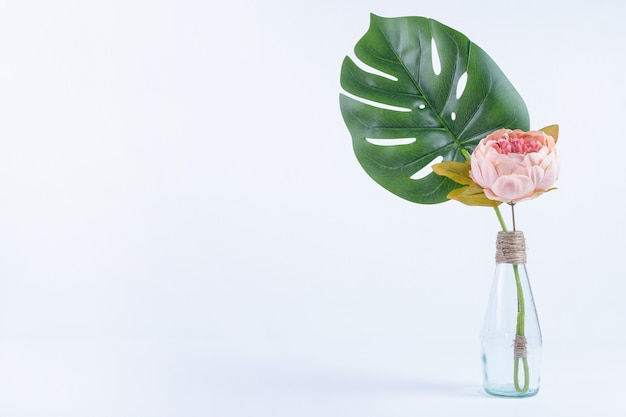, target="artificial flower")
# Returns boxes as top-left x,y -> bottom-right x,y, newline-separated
470,129 -> 559,203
